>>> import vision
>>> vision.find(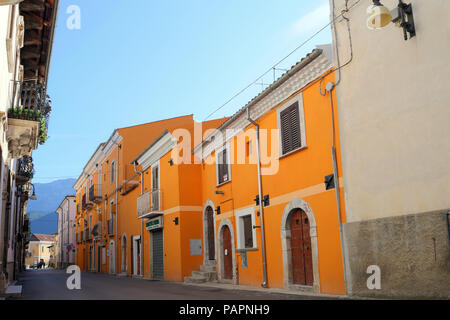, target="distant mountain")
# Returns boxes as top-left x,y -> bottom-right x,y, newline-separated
27,178 -> 76,234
